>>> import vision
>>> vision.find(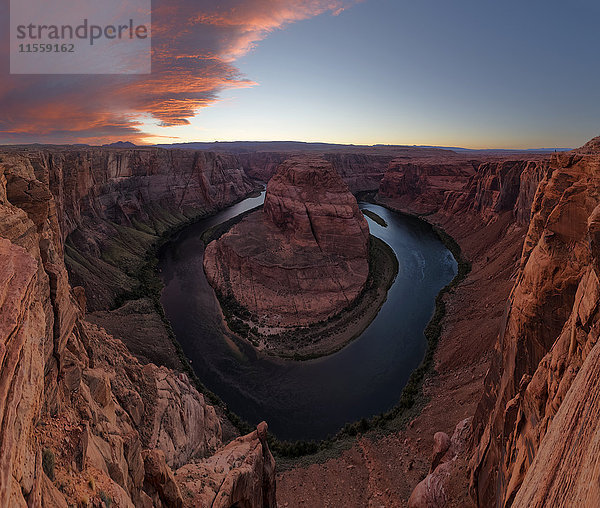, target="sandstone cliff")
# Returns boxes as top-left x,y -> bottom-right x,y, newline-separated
378,158 -> 479,214
238,146 -> 462,192
9,147 -> 256,312
239,151 -> 392,192
204,155 -> 370,327
387,139 -> 600,507
0,148 -> 276,507
470,140 -> 600,506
